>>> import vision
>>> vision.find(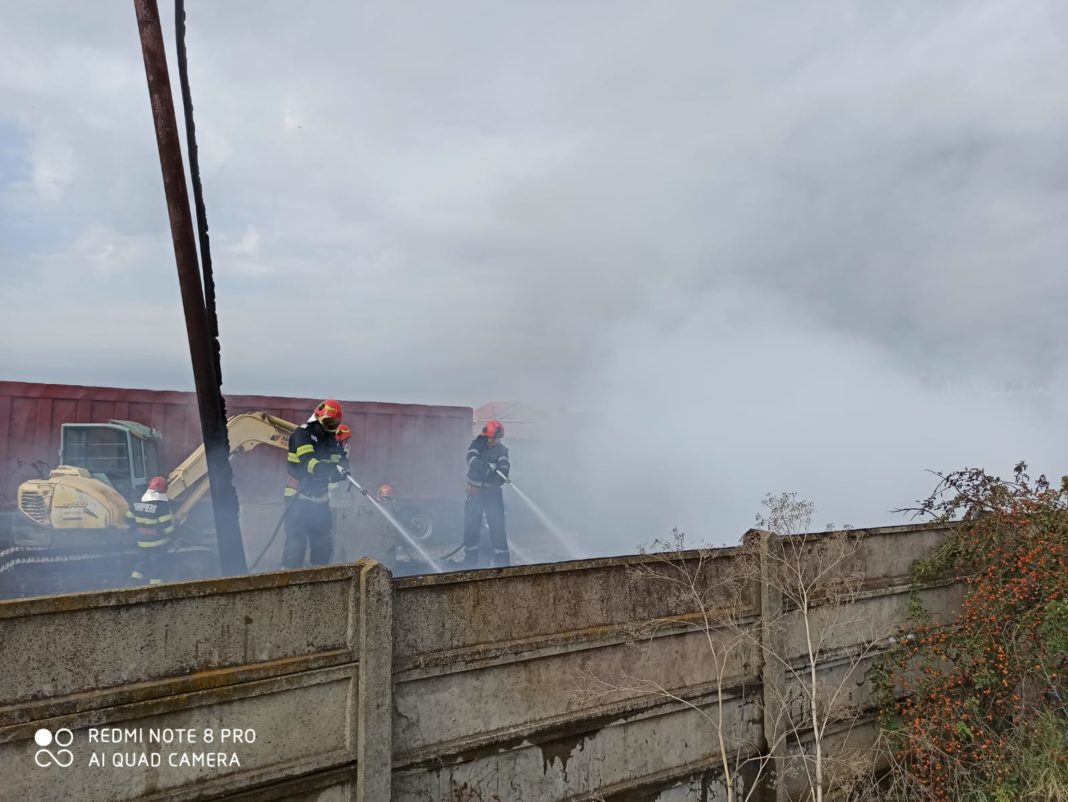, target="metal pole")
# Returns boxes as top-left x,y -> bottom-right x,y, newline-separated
132,0 -> 247,575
